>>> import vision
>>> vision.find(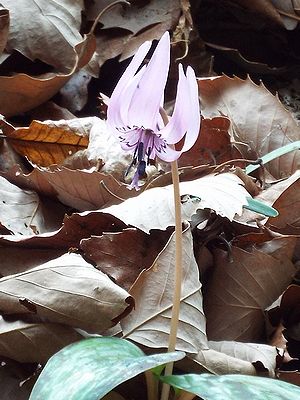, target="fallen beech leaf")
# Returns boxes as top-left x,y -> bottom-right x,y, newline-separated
80,228 -> 172,291
209,341 -> 278,377
5,117 -> 95,166
198,75 -> 300,179
0,176 -> 53,235
205,236 -> 297,342
0,253 -> 133,333
2,0 -> 83,69
121,226 -> 208,353
0,317 -> 82,364
0,31 -> 96,117
0,211 -> 126,249
102,173 -> 249,233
